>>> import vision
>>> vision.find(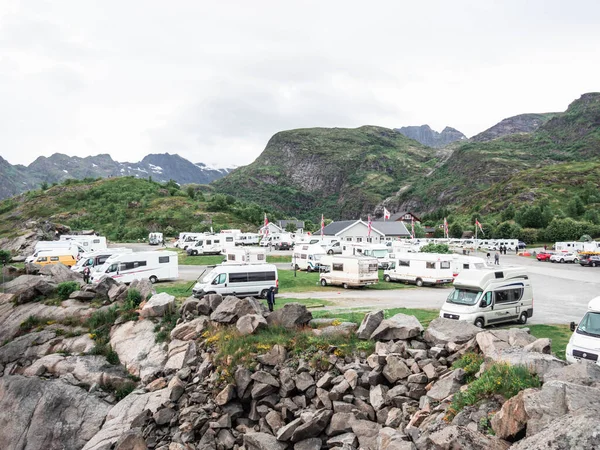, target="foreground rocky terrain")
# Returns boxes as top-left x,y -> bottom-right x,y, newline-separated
0,264 -> 598,450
